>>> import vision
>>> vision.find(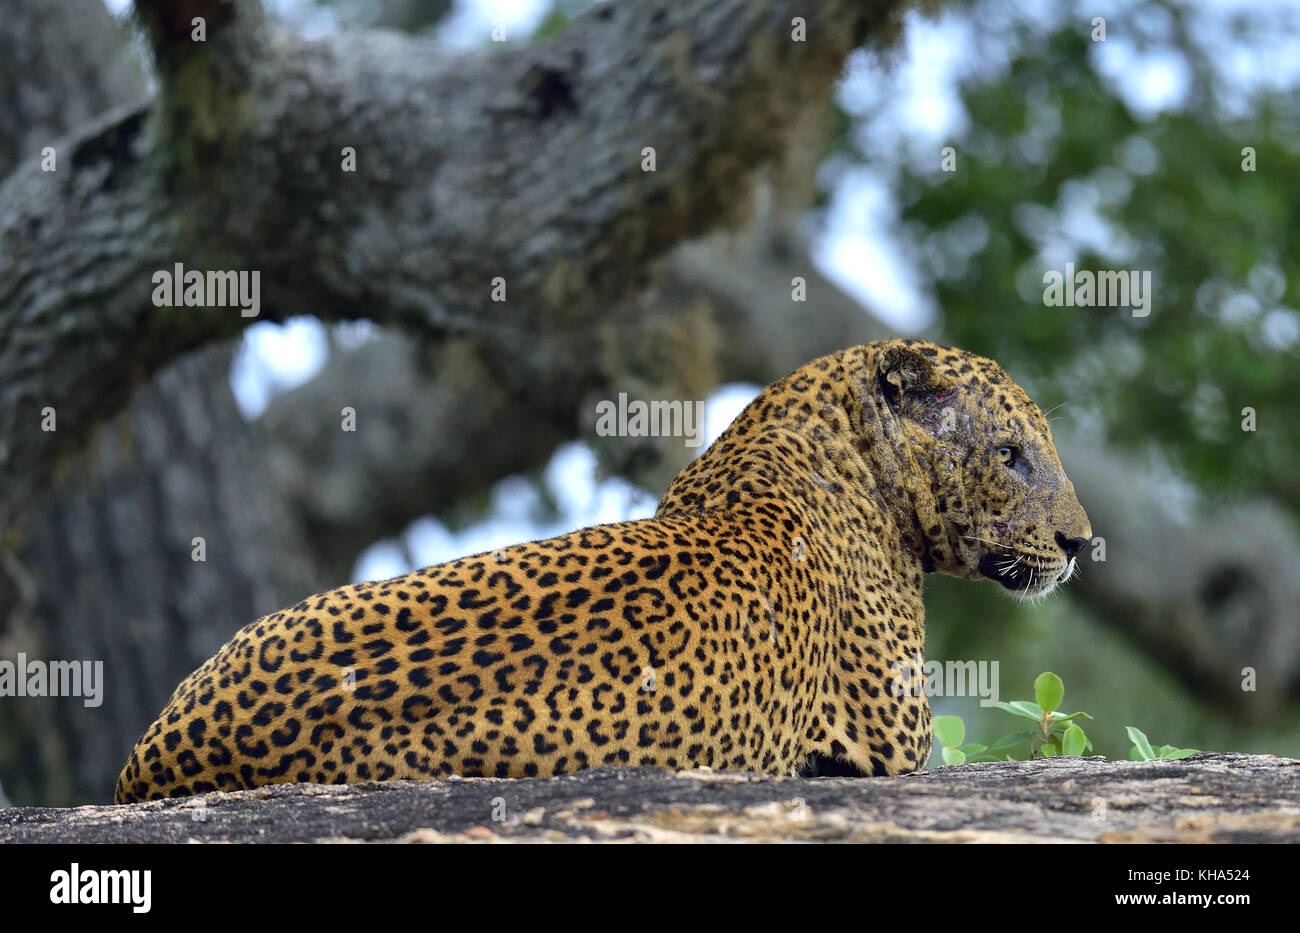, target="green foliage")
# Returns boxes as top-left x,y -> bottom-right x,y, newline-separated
932,715 -> 988,764
1126,726 -> 1199,760
933,672 -> 1204,764
1033,671 -> 1063,713
988,671 -> 1093,759
885,0 -> 1300,515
